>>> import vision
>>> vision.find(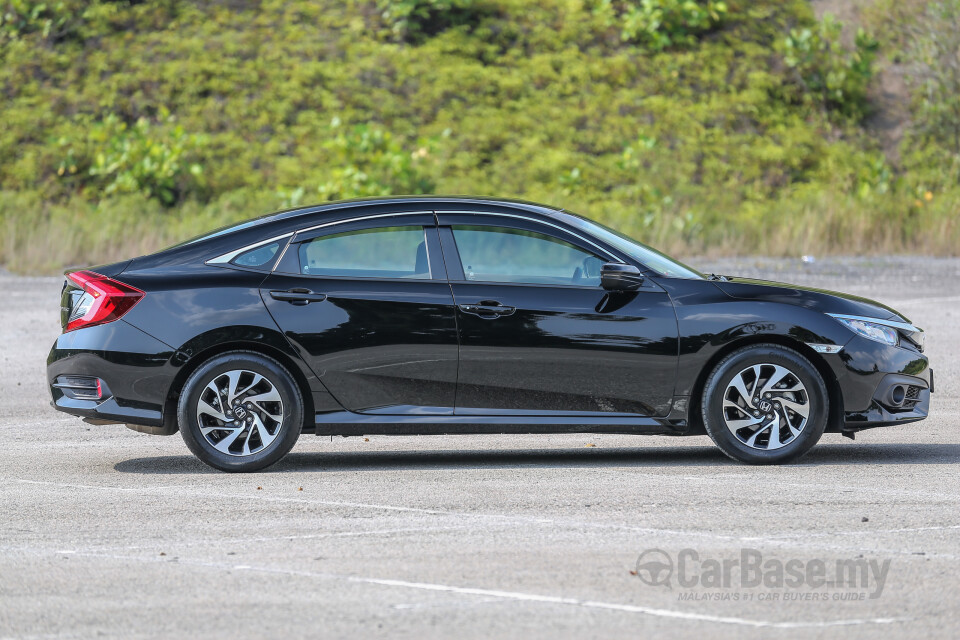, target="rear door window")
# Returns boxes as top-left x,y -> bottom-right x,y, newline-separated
297,226 -> 431,279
